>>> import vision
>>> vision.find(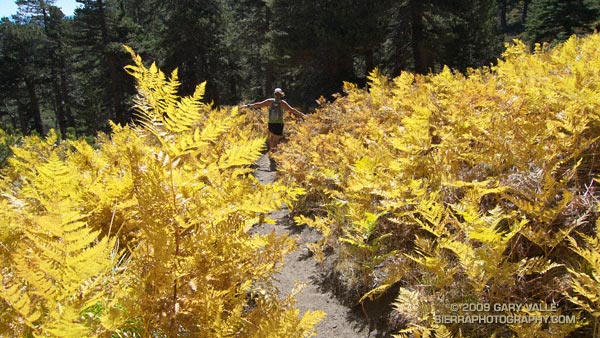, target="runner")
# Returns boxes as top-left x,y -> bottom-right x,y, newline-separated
240,88 -> 307,152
